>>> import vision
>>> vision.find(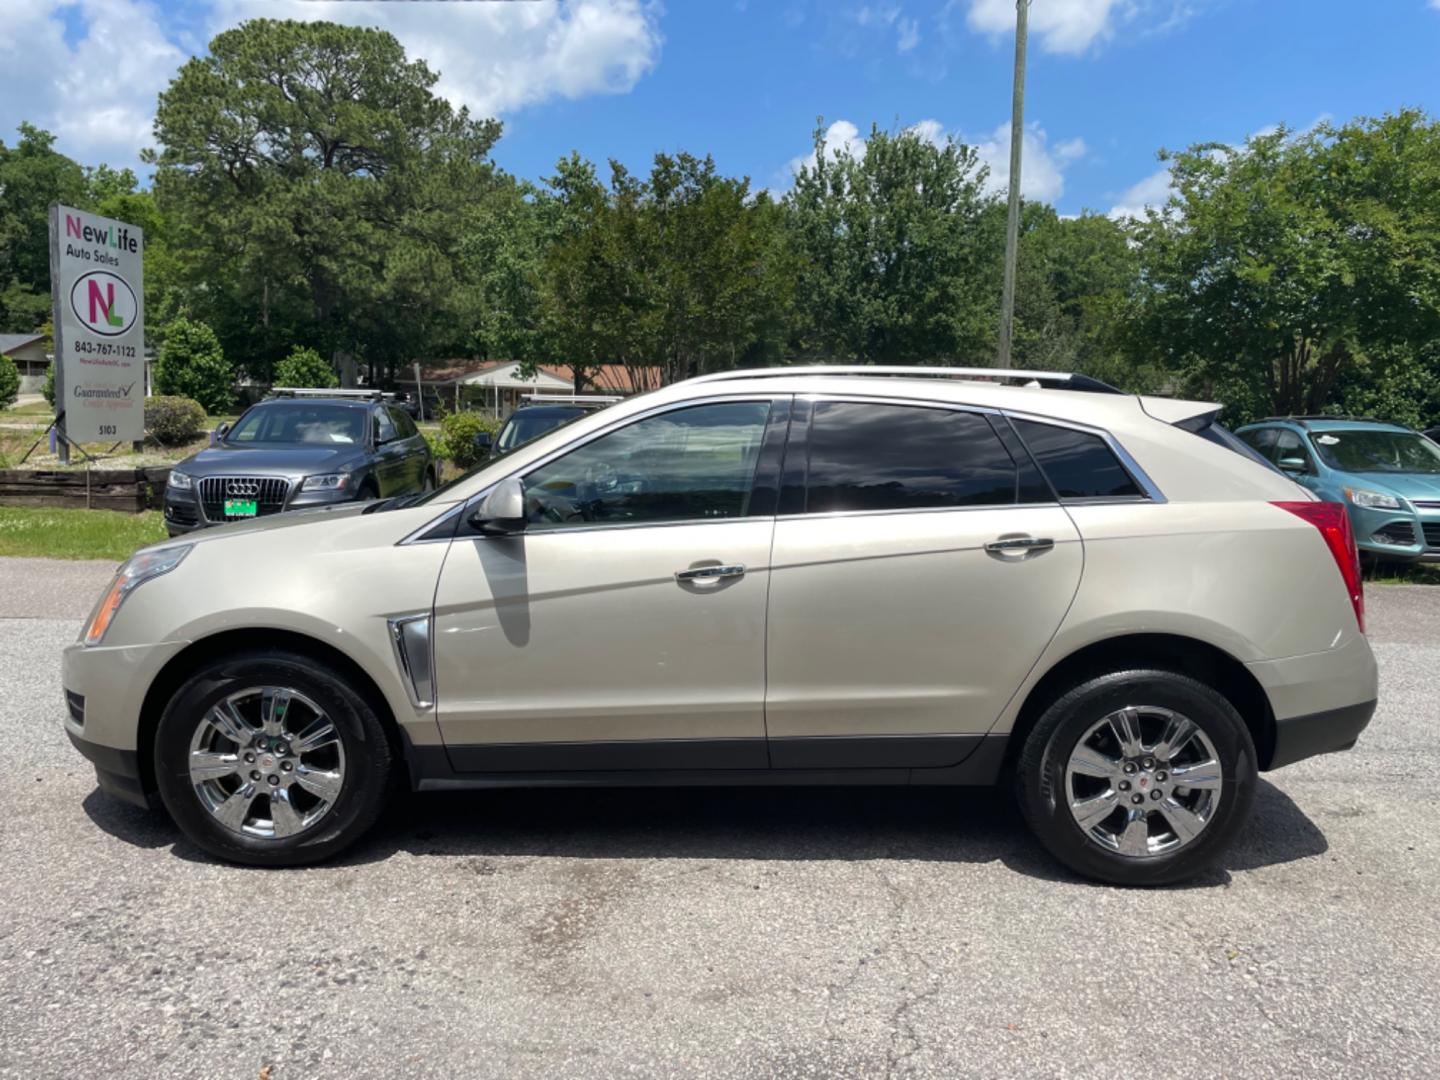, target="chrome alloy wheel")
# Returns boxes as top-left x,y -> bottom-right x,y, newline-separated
187,687 -> 346,840
1064,706 -> 1223,858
